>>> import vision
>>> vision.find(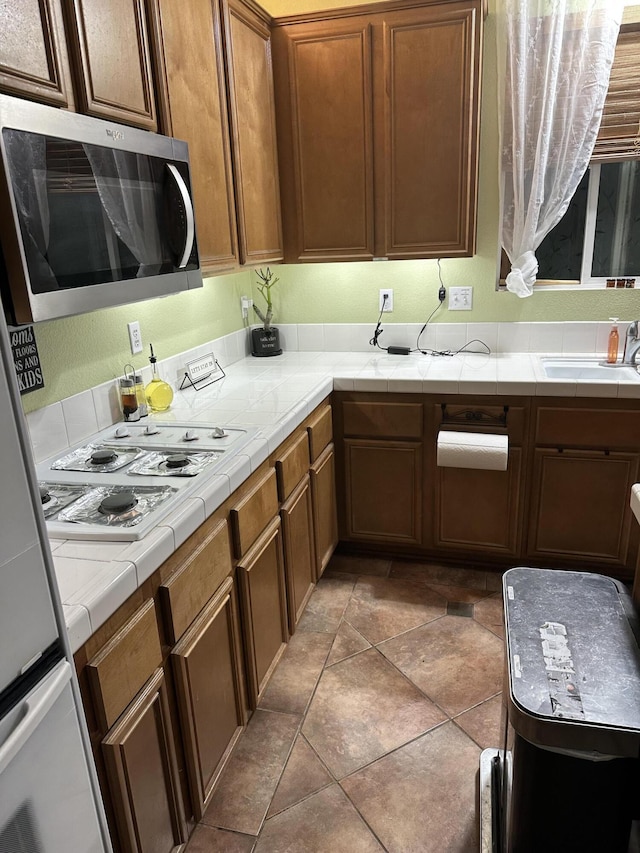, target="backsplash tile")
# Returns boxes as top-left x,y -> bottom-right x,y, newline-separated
23,321 -> 621,466
561,322 -> 598,354
61,390 -> 99,445
26,401 -> 68,463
